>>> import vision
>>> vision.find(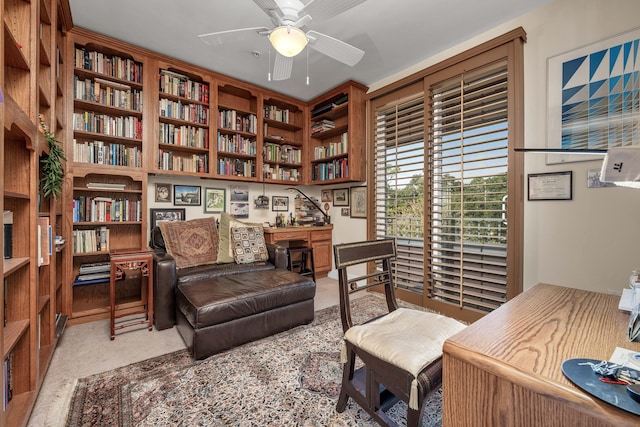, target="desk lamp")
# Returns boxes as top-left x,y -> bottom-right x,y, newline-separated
286,187 -> 330,225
